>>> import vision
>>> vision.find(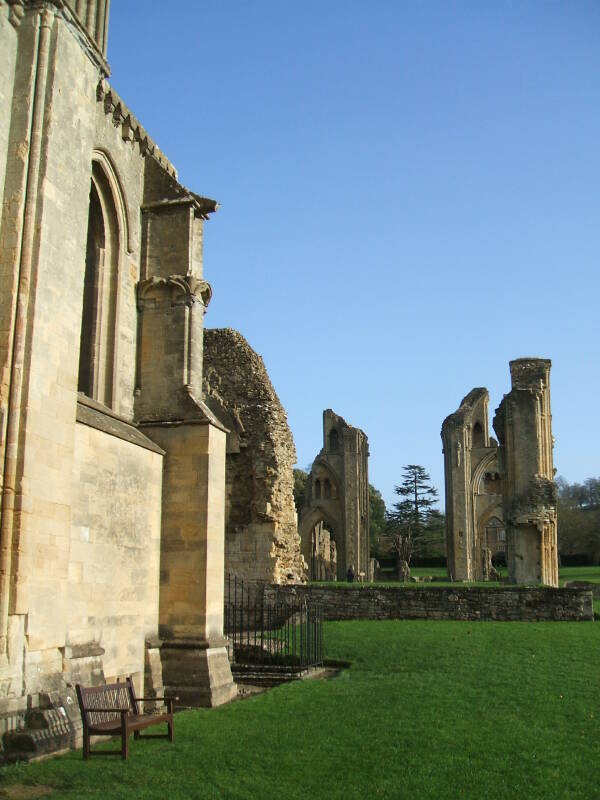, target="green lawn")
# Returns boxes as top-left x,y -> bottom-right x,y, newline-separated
1,619 -> 599,799
316,565 -> 600,589
559,566 -> 600,584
